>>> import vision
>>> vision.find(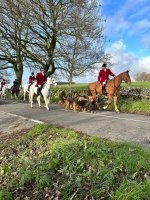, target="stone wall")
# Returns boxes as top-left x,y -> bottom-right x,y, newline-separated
119,88 -> 150,99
